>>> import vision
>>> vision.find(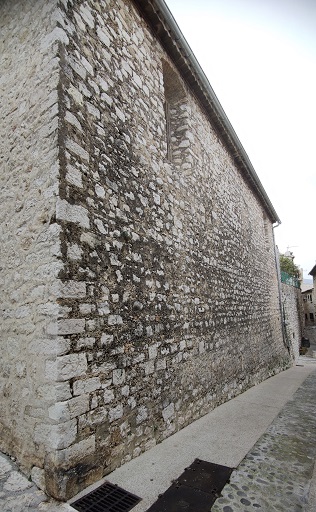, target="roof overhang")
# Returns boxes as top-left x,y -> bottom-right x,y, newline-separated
309,264 -> 316,276
132,0 -> 281,224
